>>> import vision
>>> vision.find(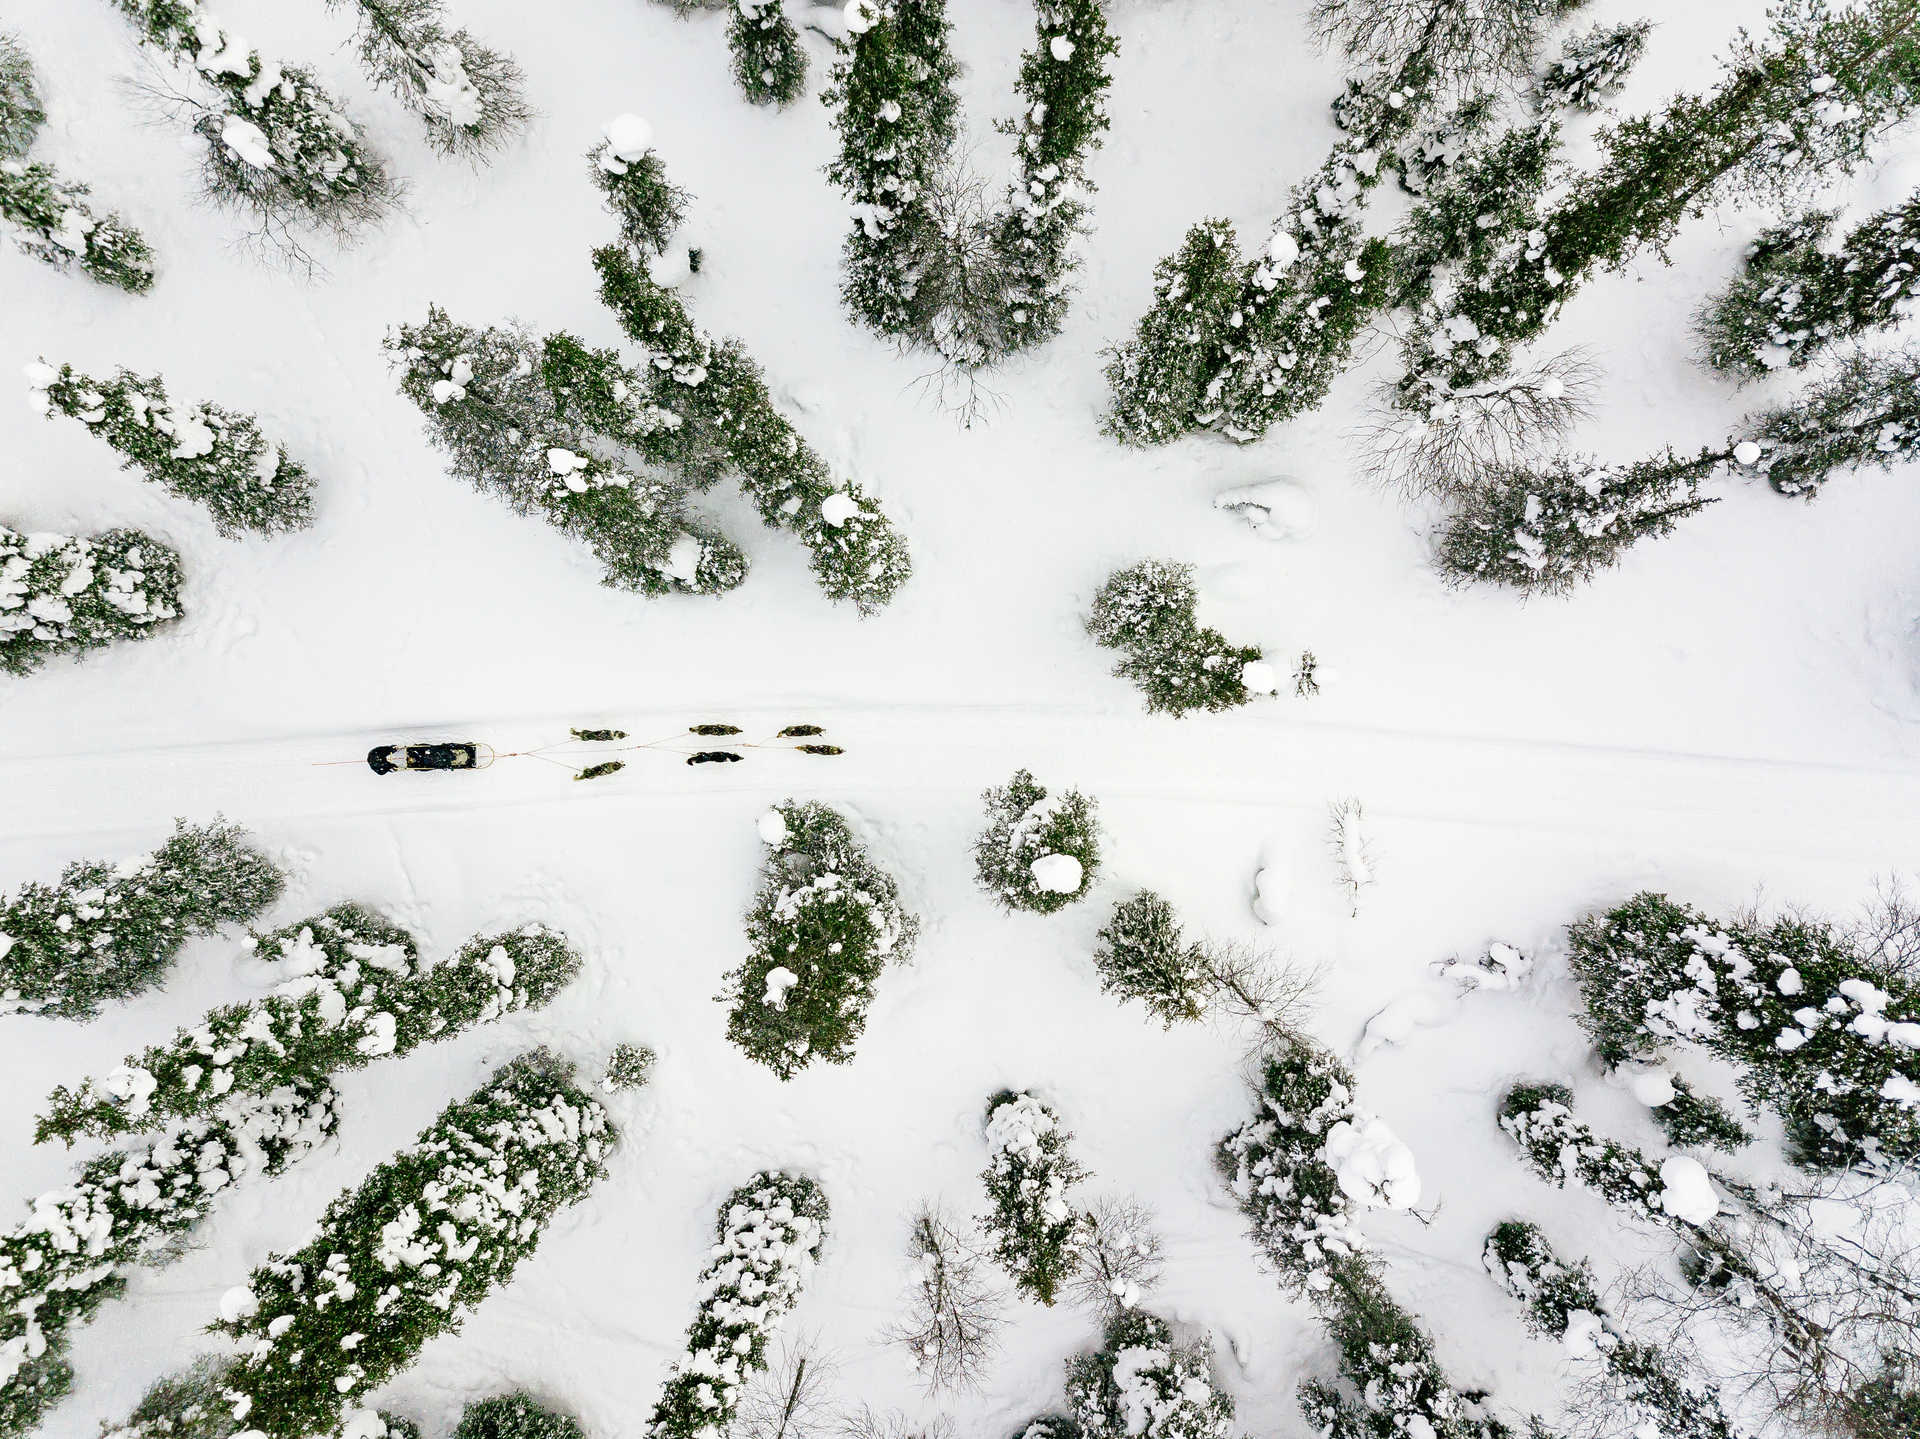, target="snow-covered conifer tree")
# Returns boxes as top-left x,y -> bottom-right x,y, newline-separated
214,1050 -> 613,1439
646,1172 -> 829,1439
386,305 -> 749,596
1535,20 -> 1650,114
1086,560 -> 1271,716
0,34 -> 42,157
1483,1221 -> 1749,1439
107,1 -> 394,236
1311,0 -> 1571,99
1092,892 -> 1208,1027
1735,347 -> 1920,497
324,0 -> 529,156
1648,1076 -> 1752,1154
731,2 -> 808,106
973,769 -> 1101,914
31,363 -> 314,537
1434,451 -> 1719,594
451,1393 -> 585,1439
589,115 -> 689,257
1388,93 -> 1495,198
1,818 -> 283,1020
0,525 -> 182,678
602,1041 -> 655,1092
979,1090 -> 1088,1305
1566,893 -> 1919,1169
0,1083 -> 338,1439
36,915 -> 581,1145
719,801 -> 919,1079
96,1361 -> 256,1439
1098,220 -> 1243,445
1064,1310 -> 1234,1439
